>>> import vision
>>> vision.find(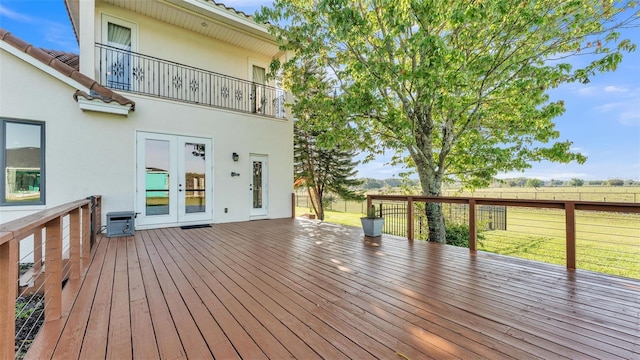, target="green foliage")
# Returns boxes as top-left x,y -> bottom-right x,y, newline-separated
608,179 -> 625,186
525,178 -> 544,188
259,0 -> 639,241
15,302 -> 34,320
548,179 -> 565,187
445,223 -> 485,248
588,180 -> 604,185
569,178 -> 585,187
